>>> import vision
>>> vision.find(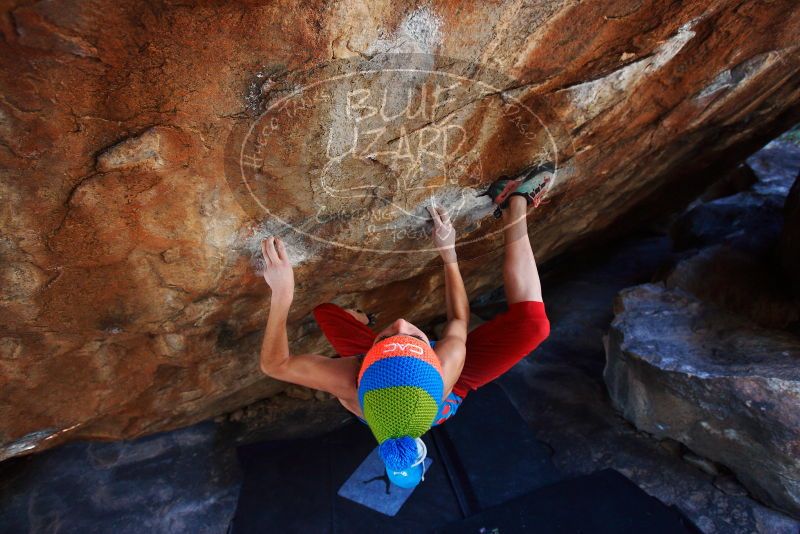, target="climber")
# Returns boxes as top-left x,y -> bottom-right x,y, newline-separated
258,163 -> 552,488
